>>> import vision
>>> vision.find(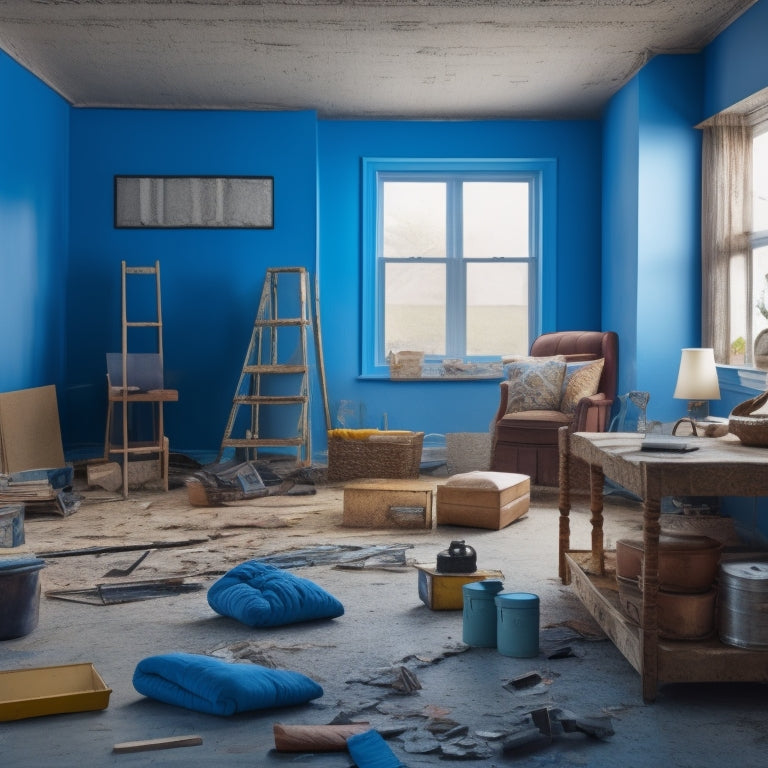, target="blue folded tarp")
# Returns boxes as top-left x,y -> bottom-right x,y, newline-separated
133,652 -> 323,716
